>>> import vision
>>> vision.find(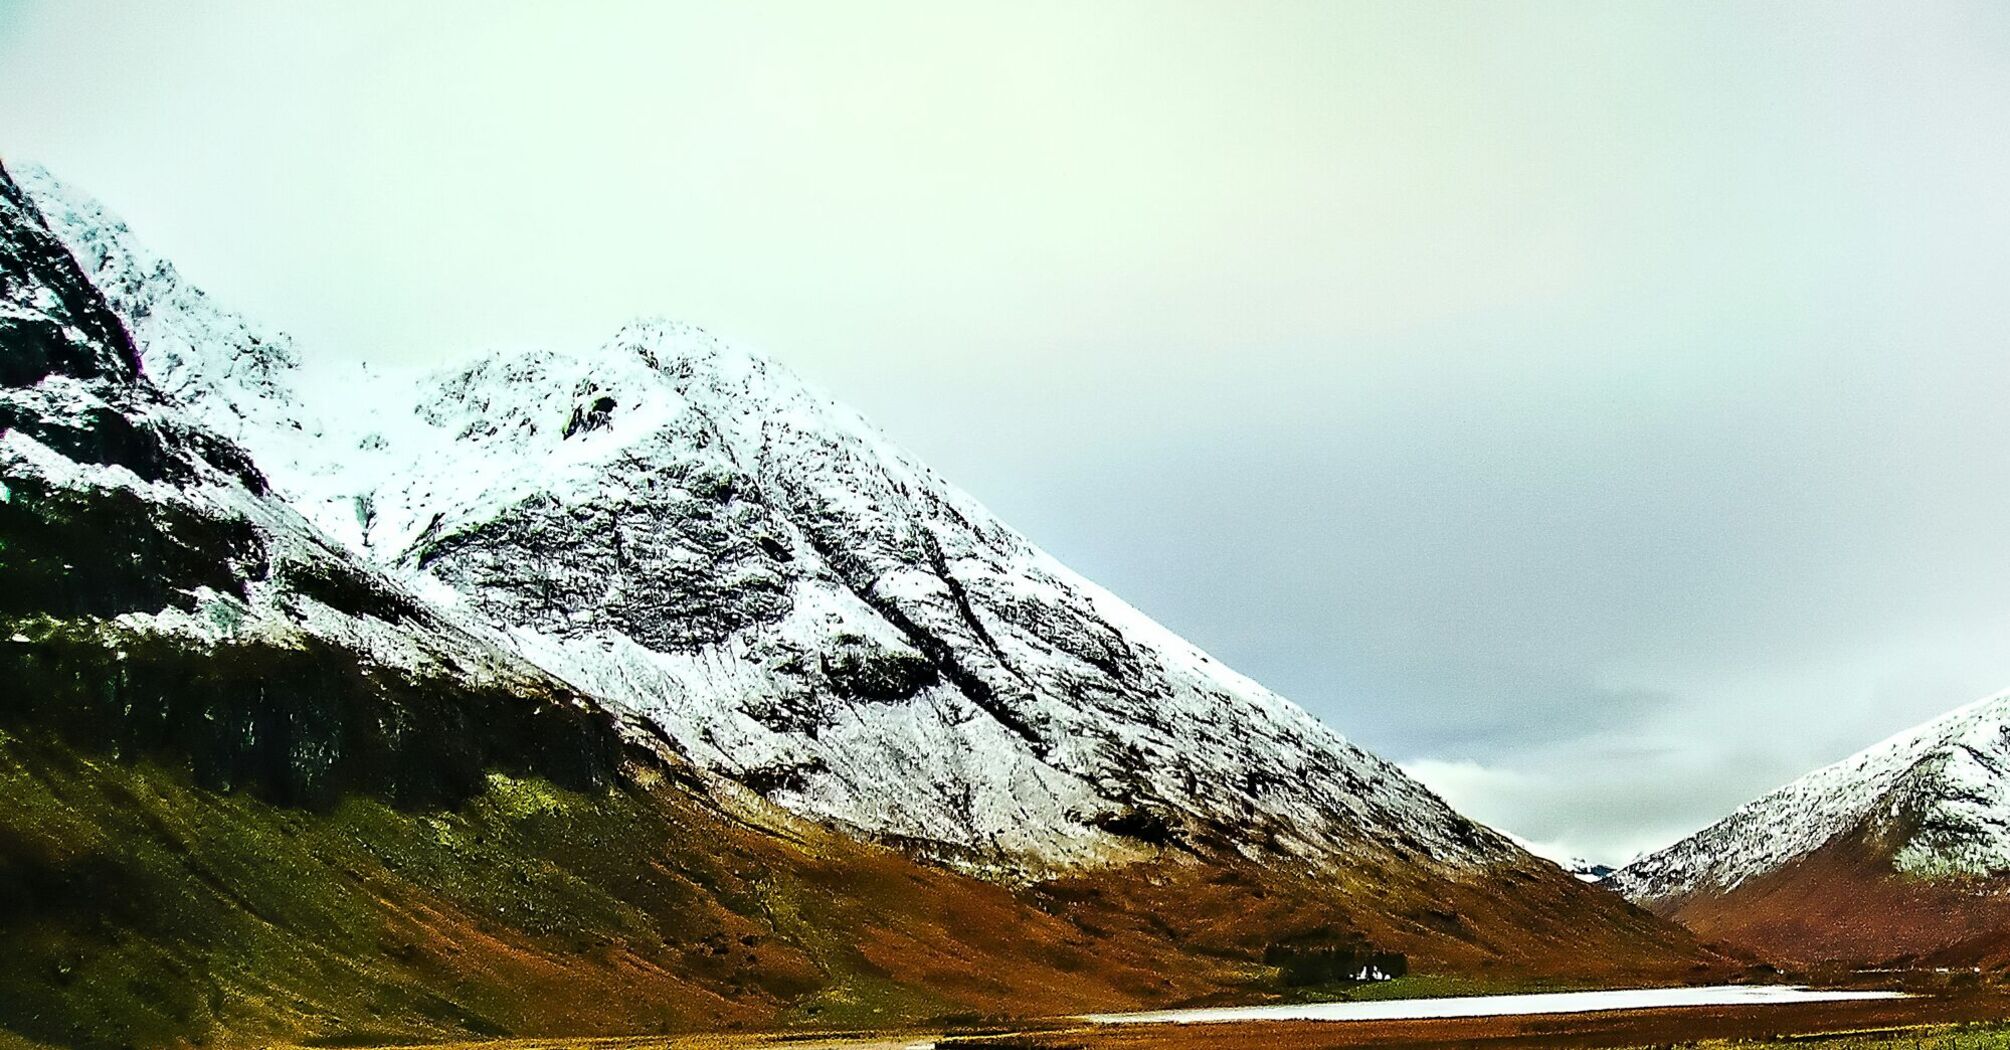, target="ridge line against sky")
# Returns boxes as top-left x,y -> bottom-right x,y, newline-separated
6,1 -> 2010,862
